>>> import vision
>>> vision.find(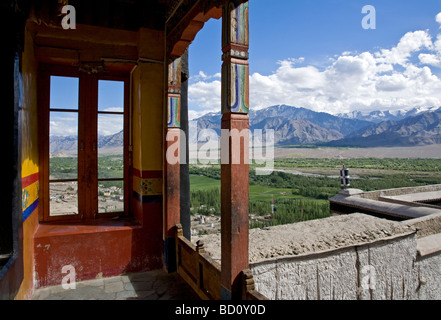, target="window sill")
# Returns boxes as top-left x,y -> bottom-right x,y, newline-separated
35,218 -> 142,238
